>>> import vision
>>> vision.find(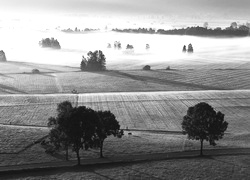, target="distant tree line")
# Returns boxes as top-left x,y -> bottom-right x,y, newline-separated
39,38 -> 61,49
112,28 -> 155,34
62,27 -> 99,33
80,50 -> 106,71
113,23 -> 250,37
